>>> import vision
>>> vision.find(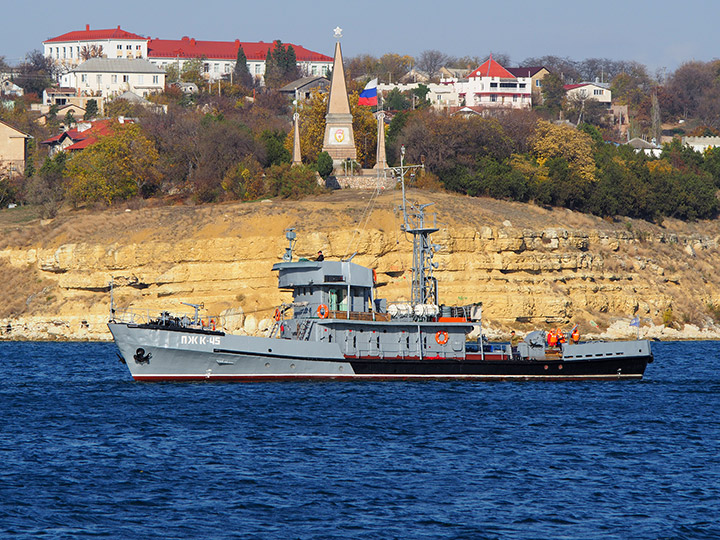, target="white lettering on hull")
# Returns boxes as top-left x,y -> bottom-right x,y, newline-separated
180,335 -> 221,346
